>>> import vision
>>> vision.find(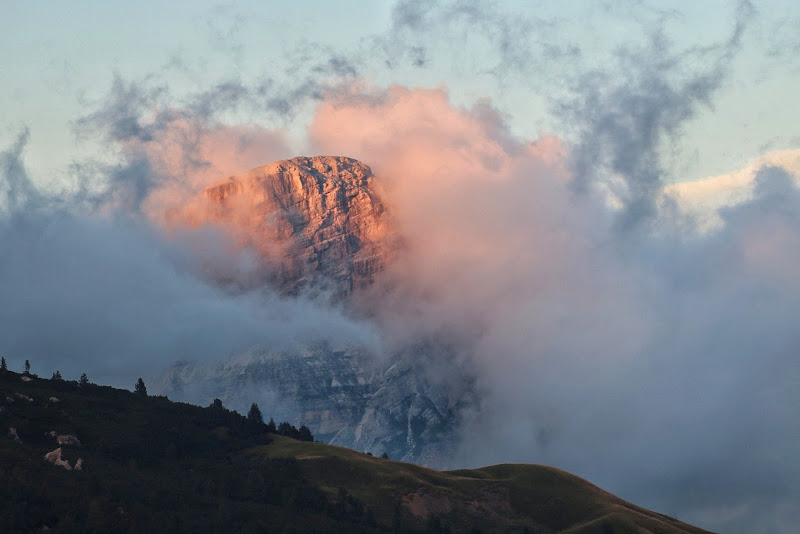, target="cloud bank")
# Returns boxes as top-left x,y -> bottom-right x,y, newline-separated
307,78 -> 798,532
